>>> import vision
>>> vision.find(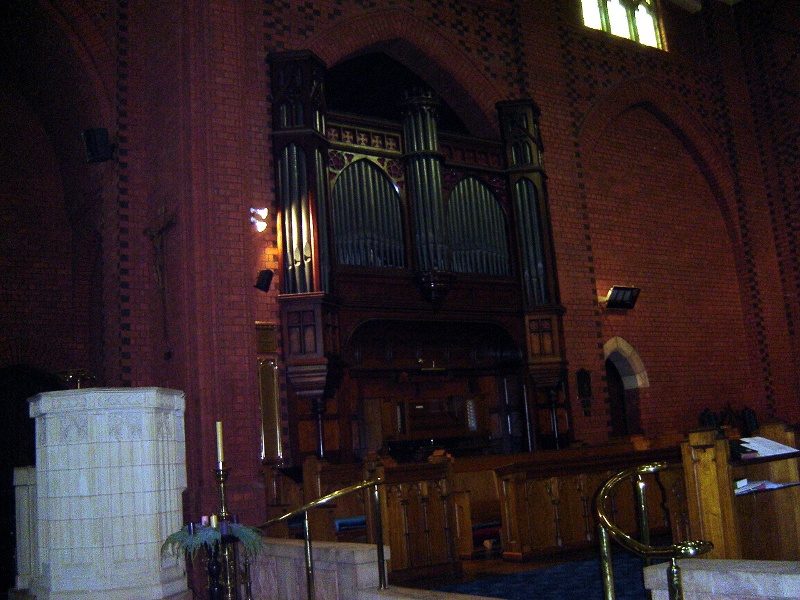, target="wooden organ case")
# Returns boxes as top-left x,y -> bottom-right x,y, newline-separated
268,49 -> 569,468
